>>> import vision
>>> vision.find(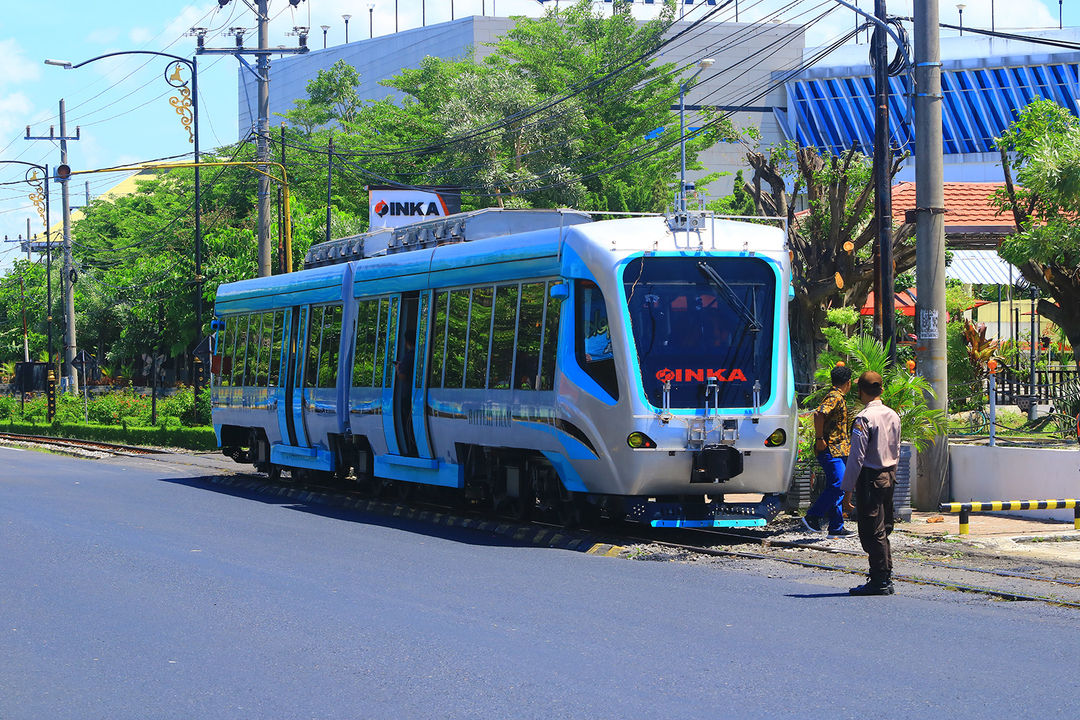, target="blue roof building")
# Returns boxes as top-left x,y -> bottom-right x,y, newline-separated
778,29 -> 1080,182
